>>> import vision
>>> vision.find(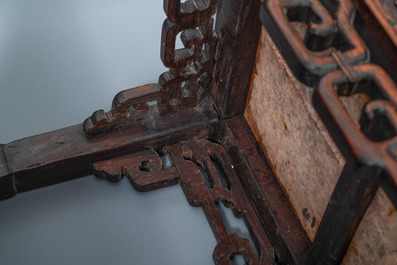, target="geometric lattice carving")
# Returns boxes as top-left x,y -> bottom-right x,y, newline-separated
262,0 -> 397,264
159,0 -> 219,113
